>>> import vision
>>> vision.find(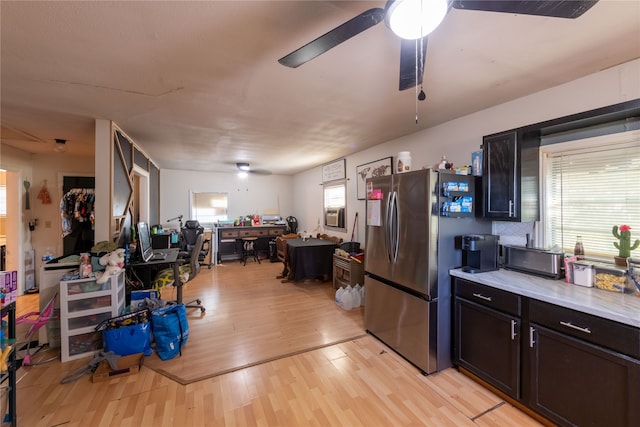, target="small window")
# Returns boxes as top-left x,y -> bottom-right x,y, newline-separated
324,181 -> 346,231
190,192 -> 228,228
